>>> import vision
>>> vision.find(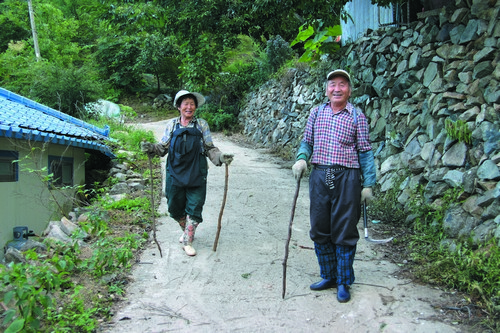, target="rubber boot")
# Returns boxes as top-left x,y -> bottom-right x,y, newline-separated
182,216 -> 198,256
178,216 -> 186,243
337,285 -> 351,303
